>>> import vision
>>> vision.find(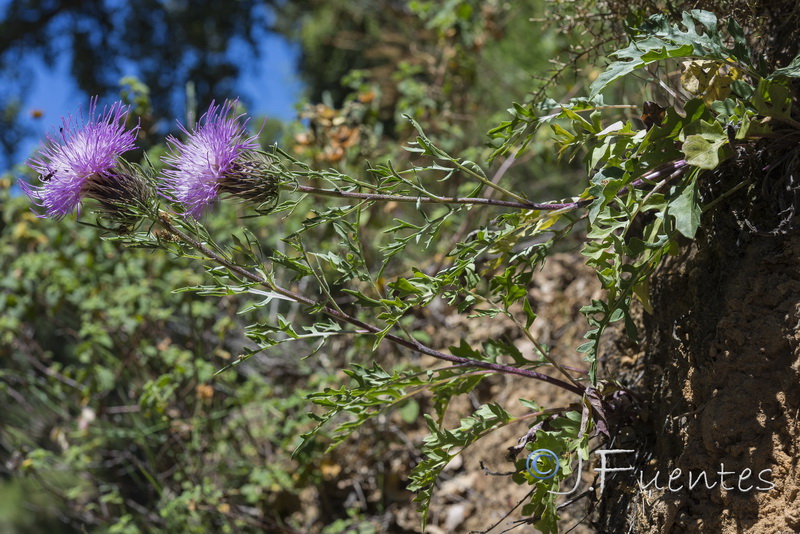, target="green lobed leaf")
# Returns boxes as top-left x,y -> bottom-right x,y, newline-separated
590,10 -> 754,97
682,135 -> 724,170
